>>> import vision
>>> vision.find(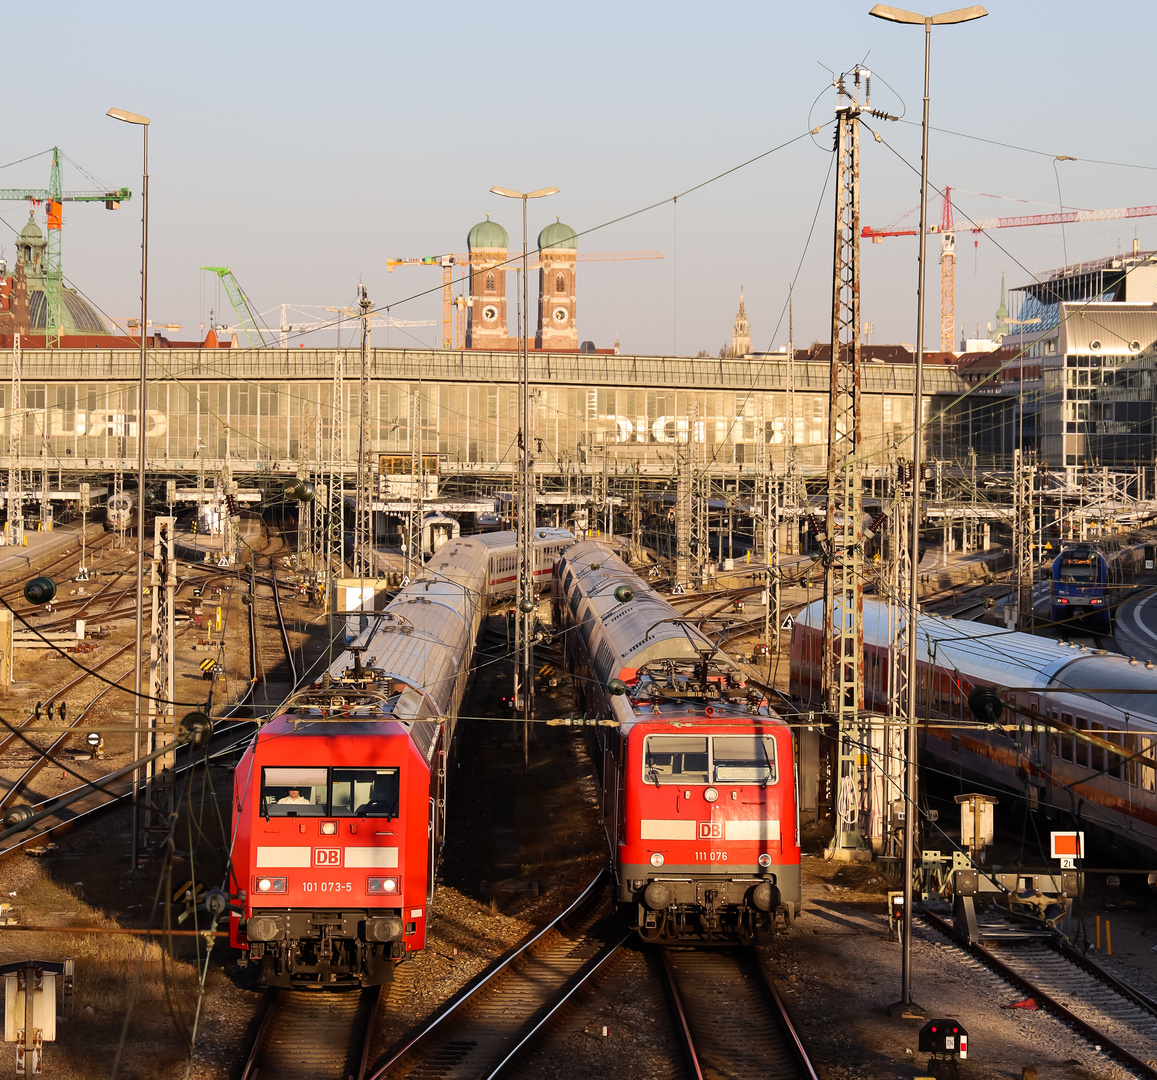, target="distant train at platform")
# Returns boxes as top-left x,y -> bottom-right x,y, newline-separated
555,540 -> 800,943
790,598 -> 1157,862
1049,541 -> 1148,625
229,527 -> 572,987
